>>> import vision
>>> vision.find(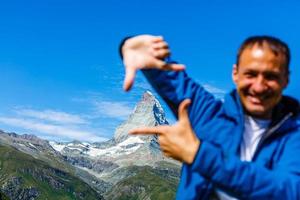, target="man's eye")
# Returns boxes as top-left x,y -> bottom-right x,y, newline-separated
265,74 -> 279,81
244,72 -> 256,78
